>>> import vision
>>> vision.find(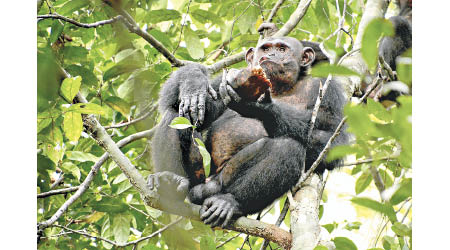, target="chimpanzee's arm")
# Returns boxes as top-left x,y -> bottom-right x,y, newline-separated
158,63 -> 227,130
